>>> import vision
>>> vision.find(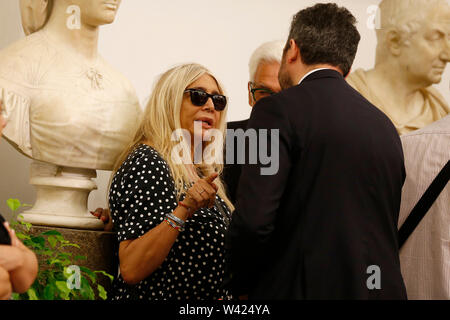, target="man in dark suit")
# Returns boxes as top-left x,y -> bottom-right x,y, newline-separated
224,41 -> 283,204
226,3 -> 407,299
